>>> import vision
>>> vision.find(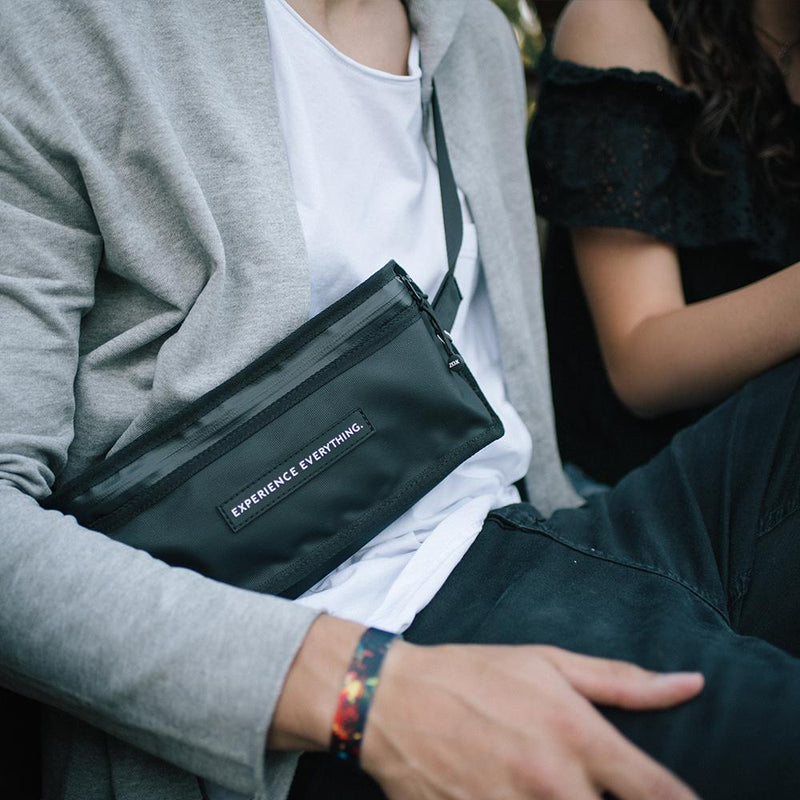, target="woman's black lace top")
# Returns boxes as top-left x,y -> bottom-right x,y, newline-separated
528,19 -> 800,485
